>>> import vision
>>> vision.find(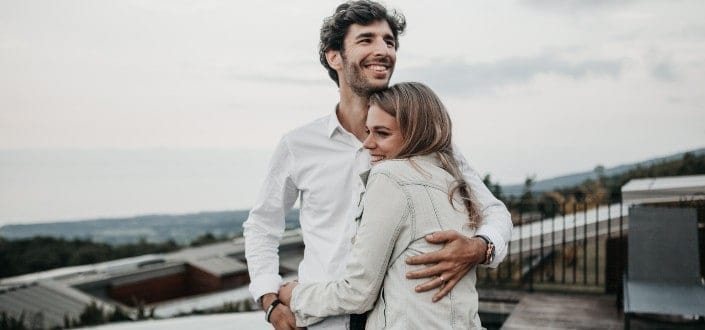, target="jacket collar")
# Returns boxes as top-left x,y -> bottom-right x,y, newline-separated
358,153 -> 442,186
